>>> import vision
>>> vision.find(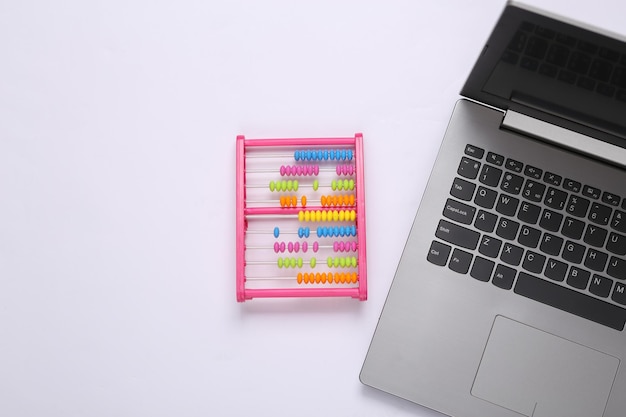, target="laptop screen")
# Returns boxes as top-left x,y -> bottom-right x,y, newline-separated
462,3 -> 626,143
